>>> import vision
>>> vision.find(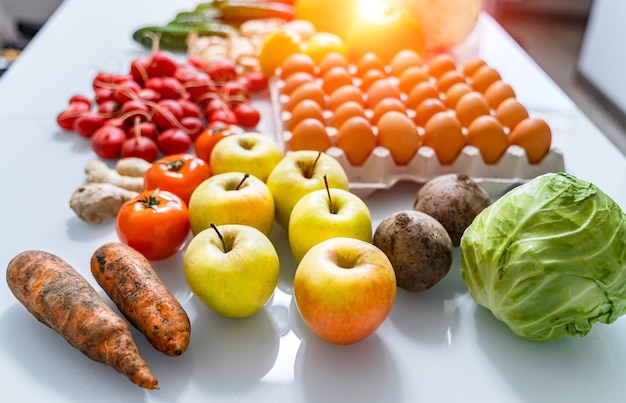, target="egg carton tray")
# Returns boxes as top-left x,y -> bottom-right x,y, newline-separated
268,78 -> 566,200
